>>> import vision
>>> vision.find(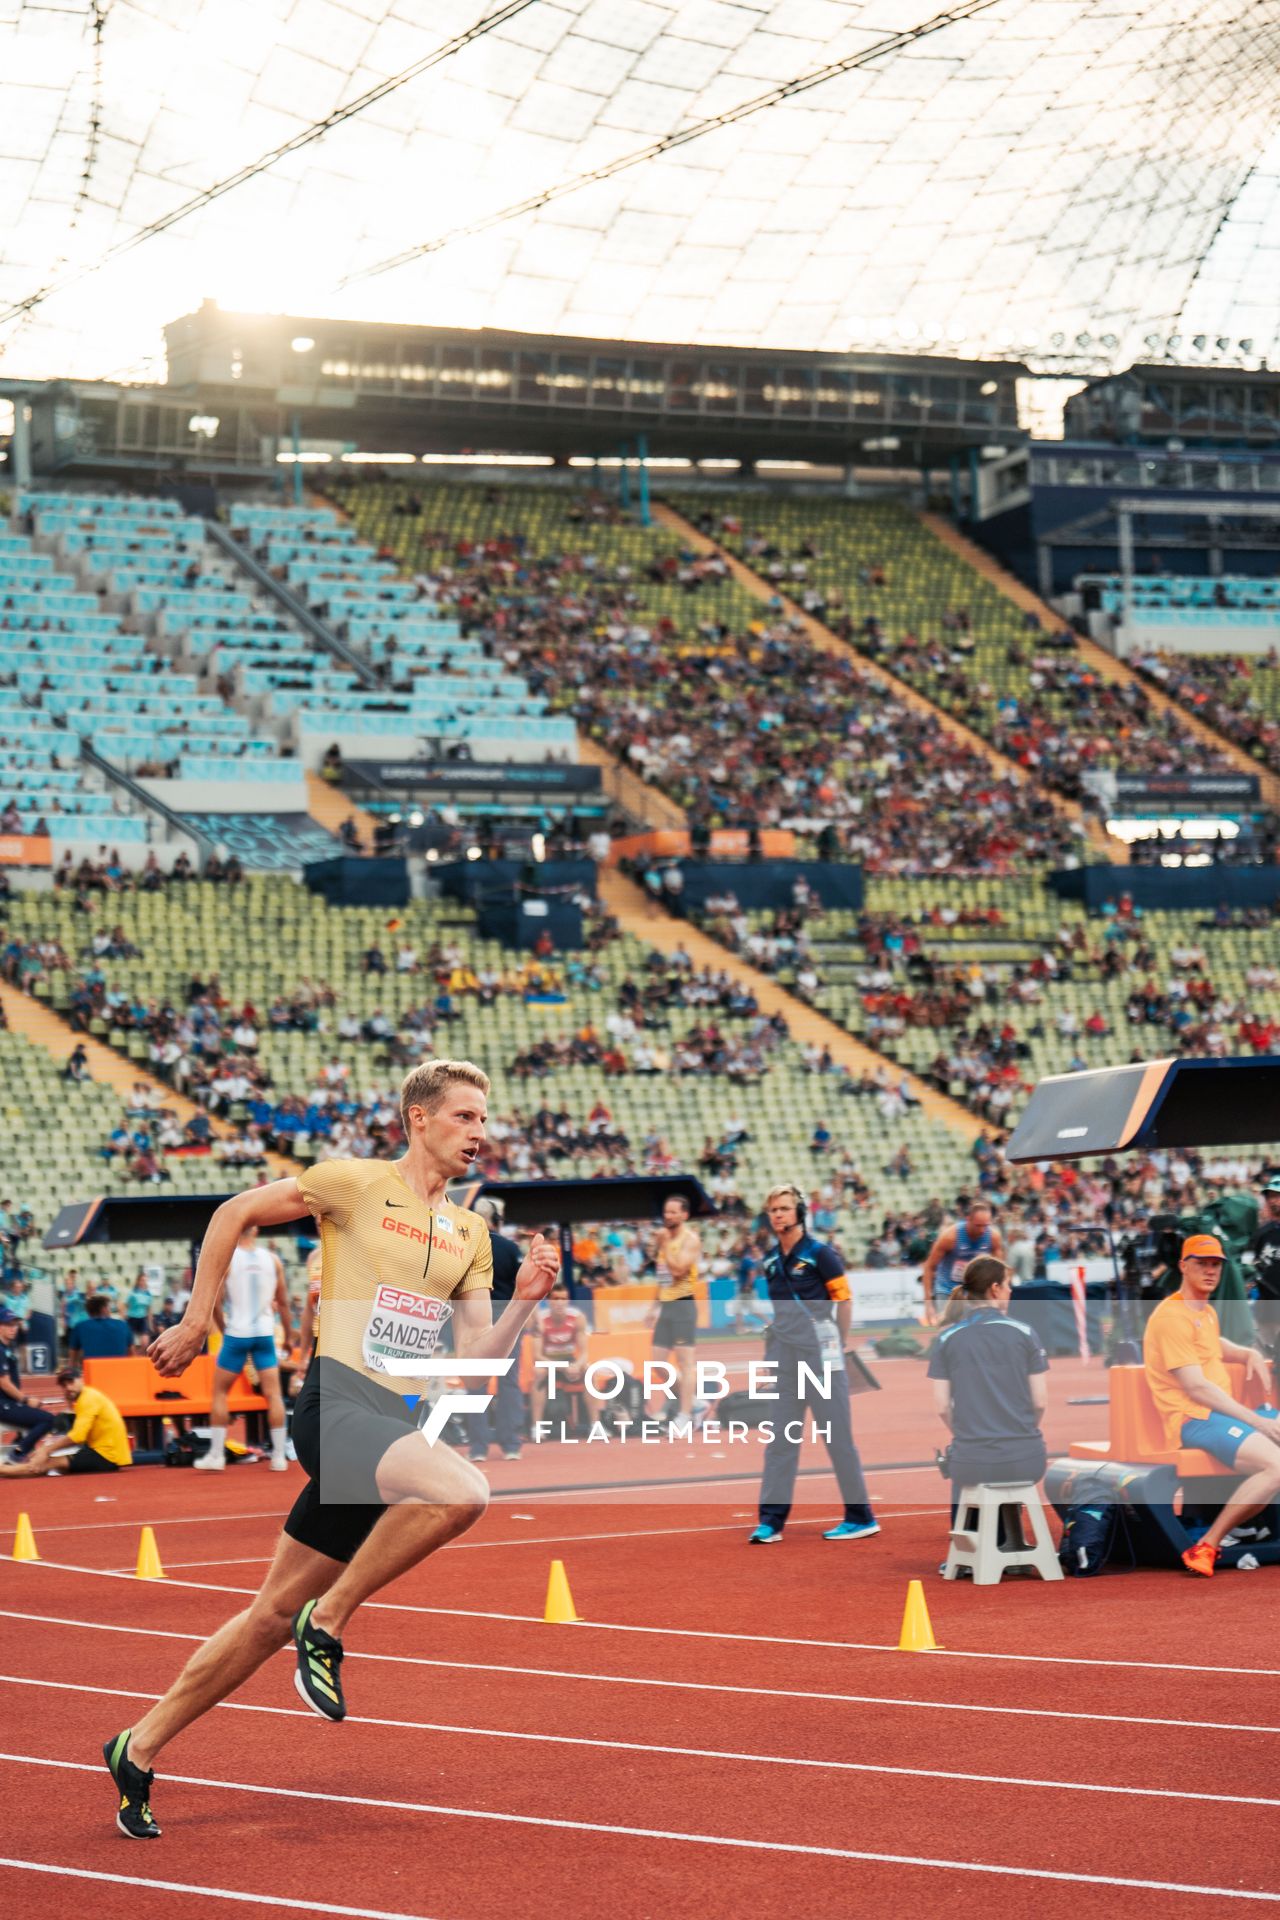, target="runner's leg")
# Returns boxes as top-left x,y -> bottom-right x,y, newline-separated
1198,1430 -> 1280,1551
256,1363 -> 288,1464
309,1432 -> 488,1639
644,1344 -> 677,1419
128,1532 -> 343,1769
199,1363 -> 236,1466
675,1342 -> 696,1418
